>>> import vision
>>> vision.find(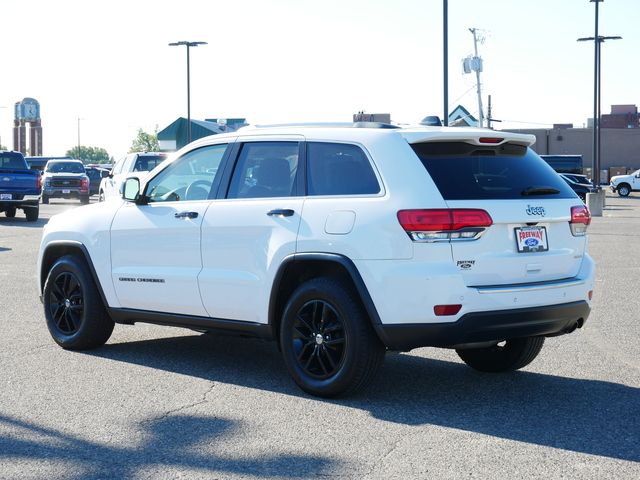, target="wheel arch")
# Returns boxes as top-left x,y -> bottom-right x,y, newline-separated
268,253 -> 390,346
40,241 -> 109,307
